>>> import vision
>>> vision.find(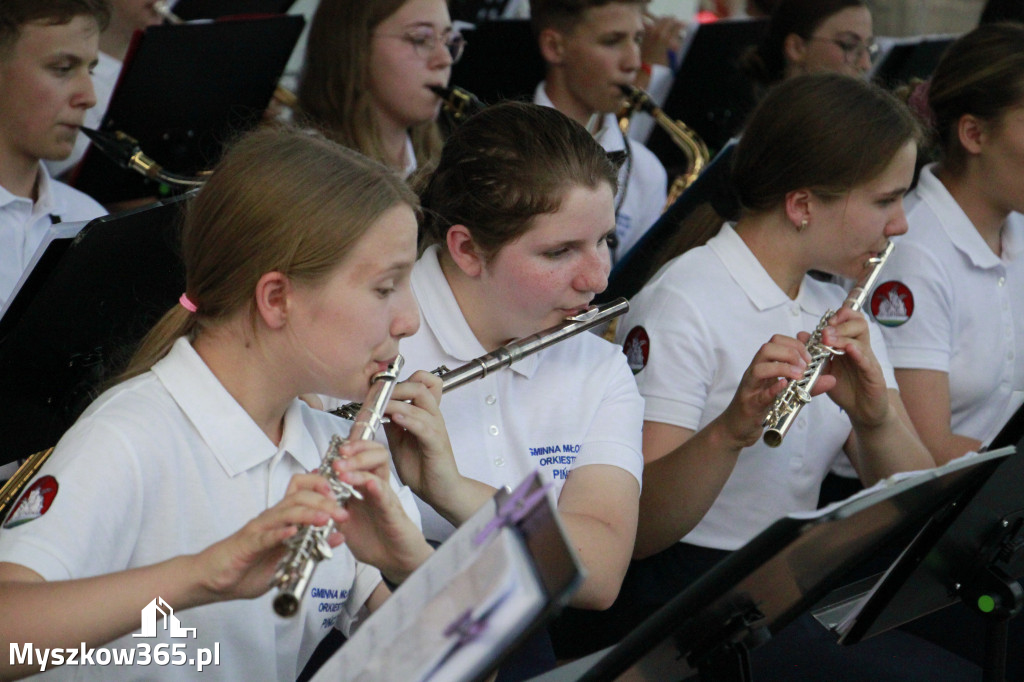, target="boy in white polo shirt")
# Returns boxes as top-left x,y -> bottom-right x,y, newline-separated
0,0 -> 108,310
530,0 -> 667,262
